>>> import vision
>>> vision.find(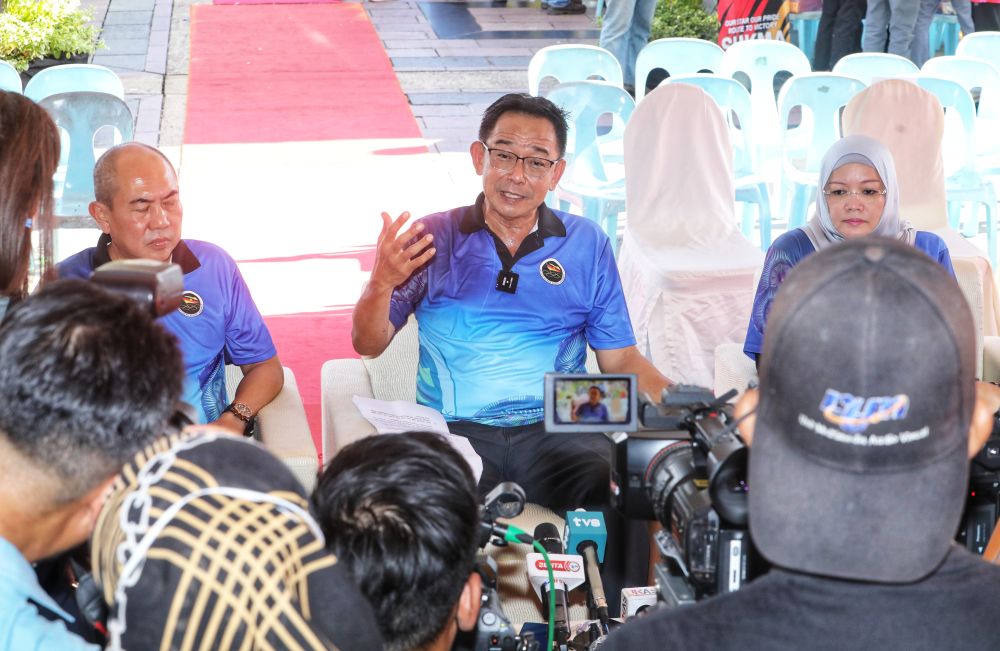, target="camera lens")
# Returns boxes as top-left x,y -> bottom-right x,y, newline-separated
643,440 -> 697,528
